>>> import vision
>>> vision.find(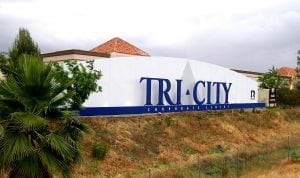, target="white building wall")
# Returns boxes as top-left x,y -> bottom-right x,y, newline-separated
82,56 -> 258,107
